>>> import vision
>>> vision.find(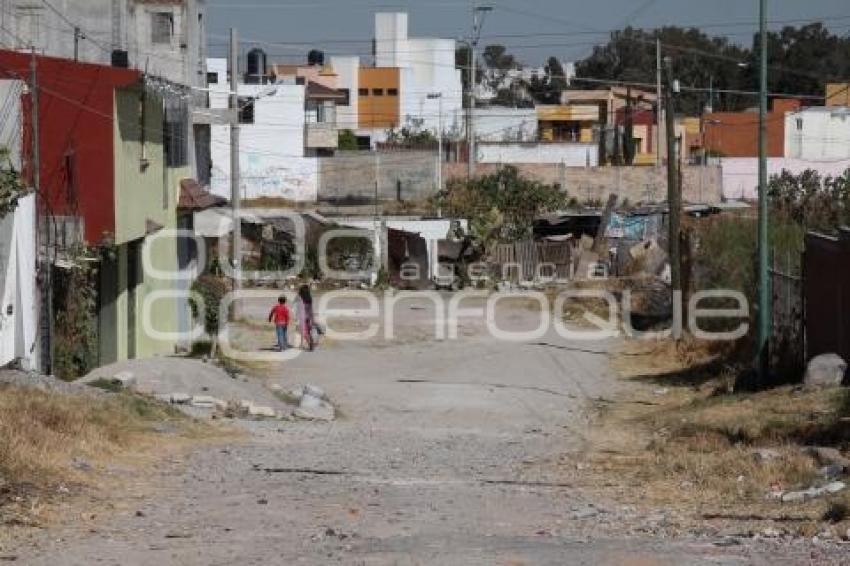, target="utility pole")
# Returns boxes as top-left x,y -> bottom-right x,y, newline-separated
229,28 -> 242,312
428,92 -> 443,192
757,0 -> 771,379
374,151 -> 380,221
31,48 -> 50,373
468,3 -> 492,179
656,37 -> 662,167
664,57 -> 682,336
